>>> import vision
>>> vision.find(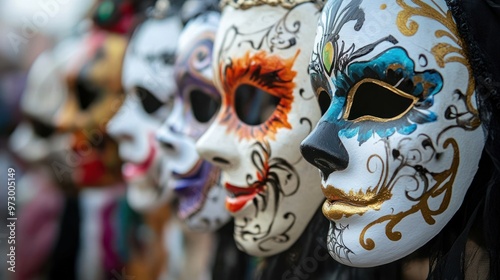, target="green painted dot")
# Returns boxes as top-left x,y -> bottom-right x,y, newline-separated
323,41 -> 334,73
97,1 -> 115,22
